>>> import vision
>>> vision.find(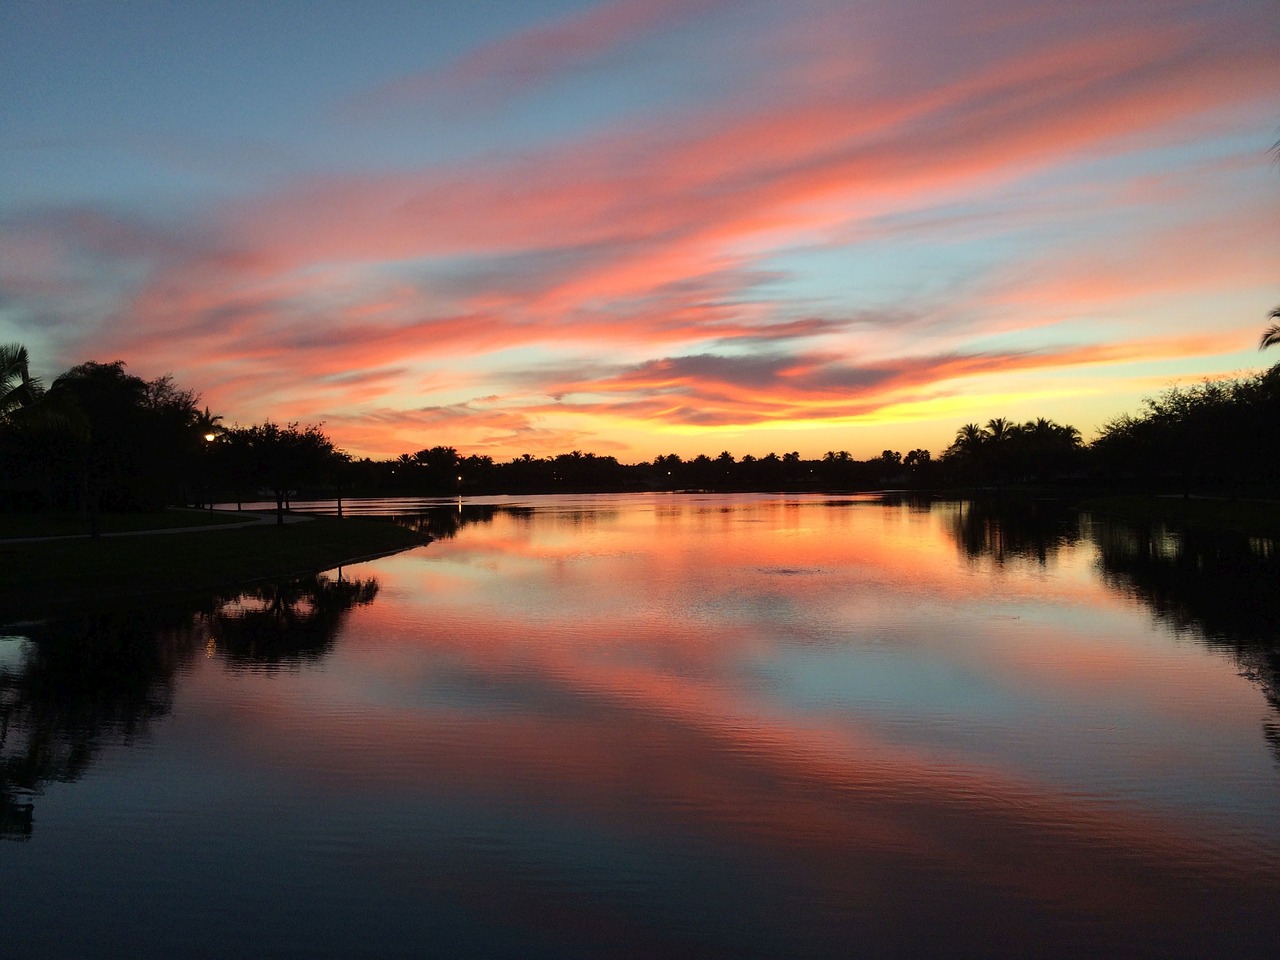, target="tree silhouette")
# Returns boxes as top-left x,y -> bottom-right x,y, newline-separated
223,421 -> 343,524
951,423 -> 985,454
983,417 -> 1015,443
38,361 -> 204,521
1262,306 -> 1279,350
1092,366 -> 1280,492
0,343 -> 41,421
